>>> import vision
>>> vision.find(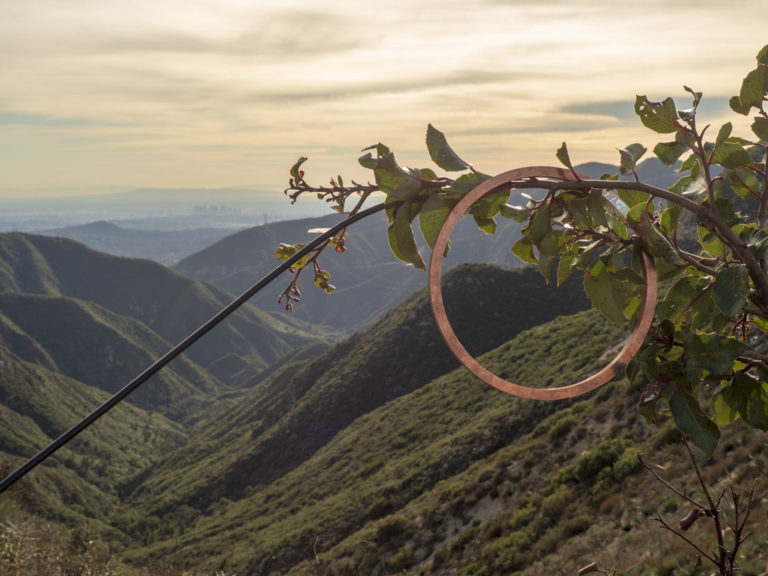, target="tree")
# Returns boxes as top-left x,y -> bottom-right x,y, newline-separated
279,44 -> 768,458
